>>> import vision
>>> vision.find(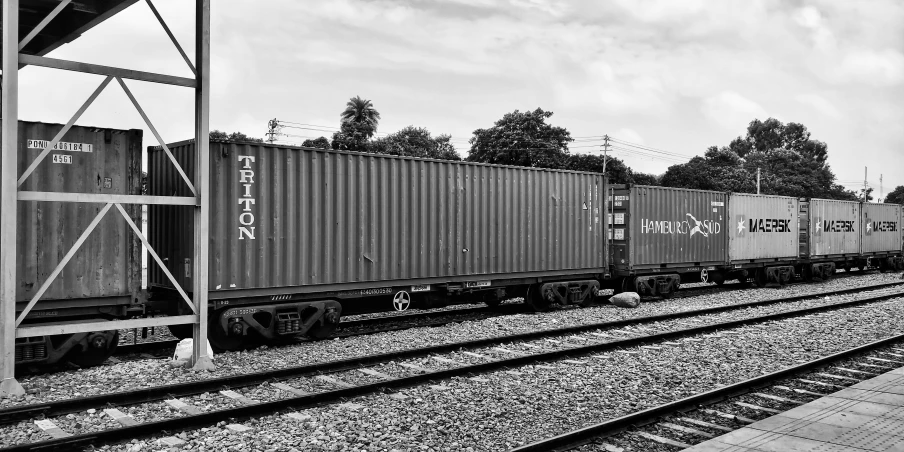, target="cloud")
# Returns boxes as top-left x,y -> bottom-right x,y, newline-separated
702,91 -> 770,131
795,94 -> 843,119
615,128 -> 644,145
